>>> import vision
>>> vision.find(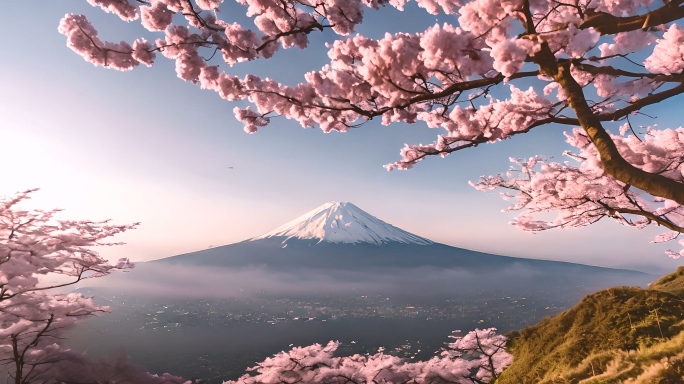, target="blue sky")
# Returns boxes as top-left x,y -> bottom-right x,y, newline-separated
1,1 -> 681,274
